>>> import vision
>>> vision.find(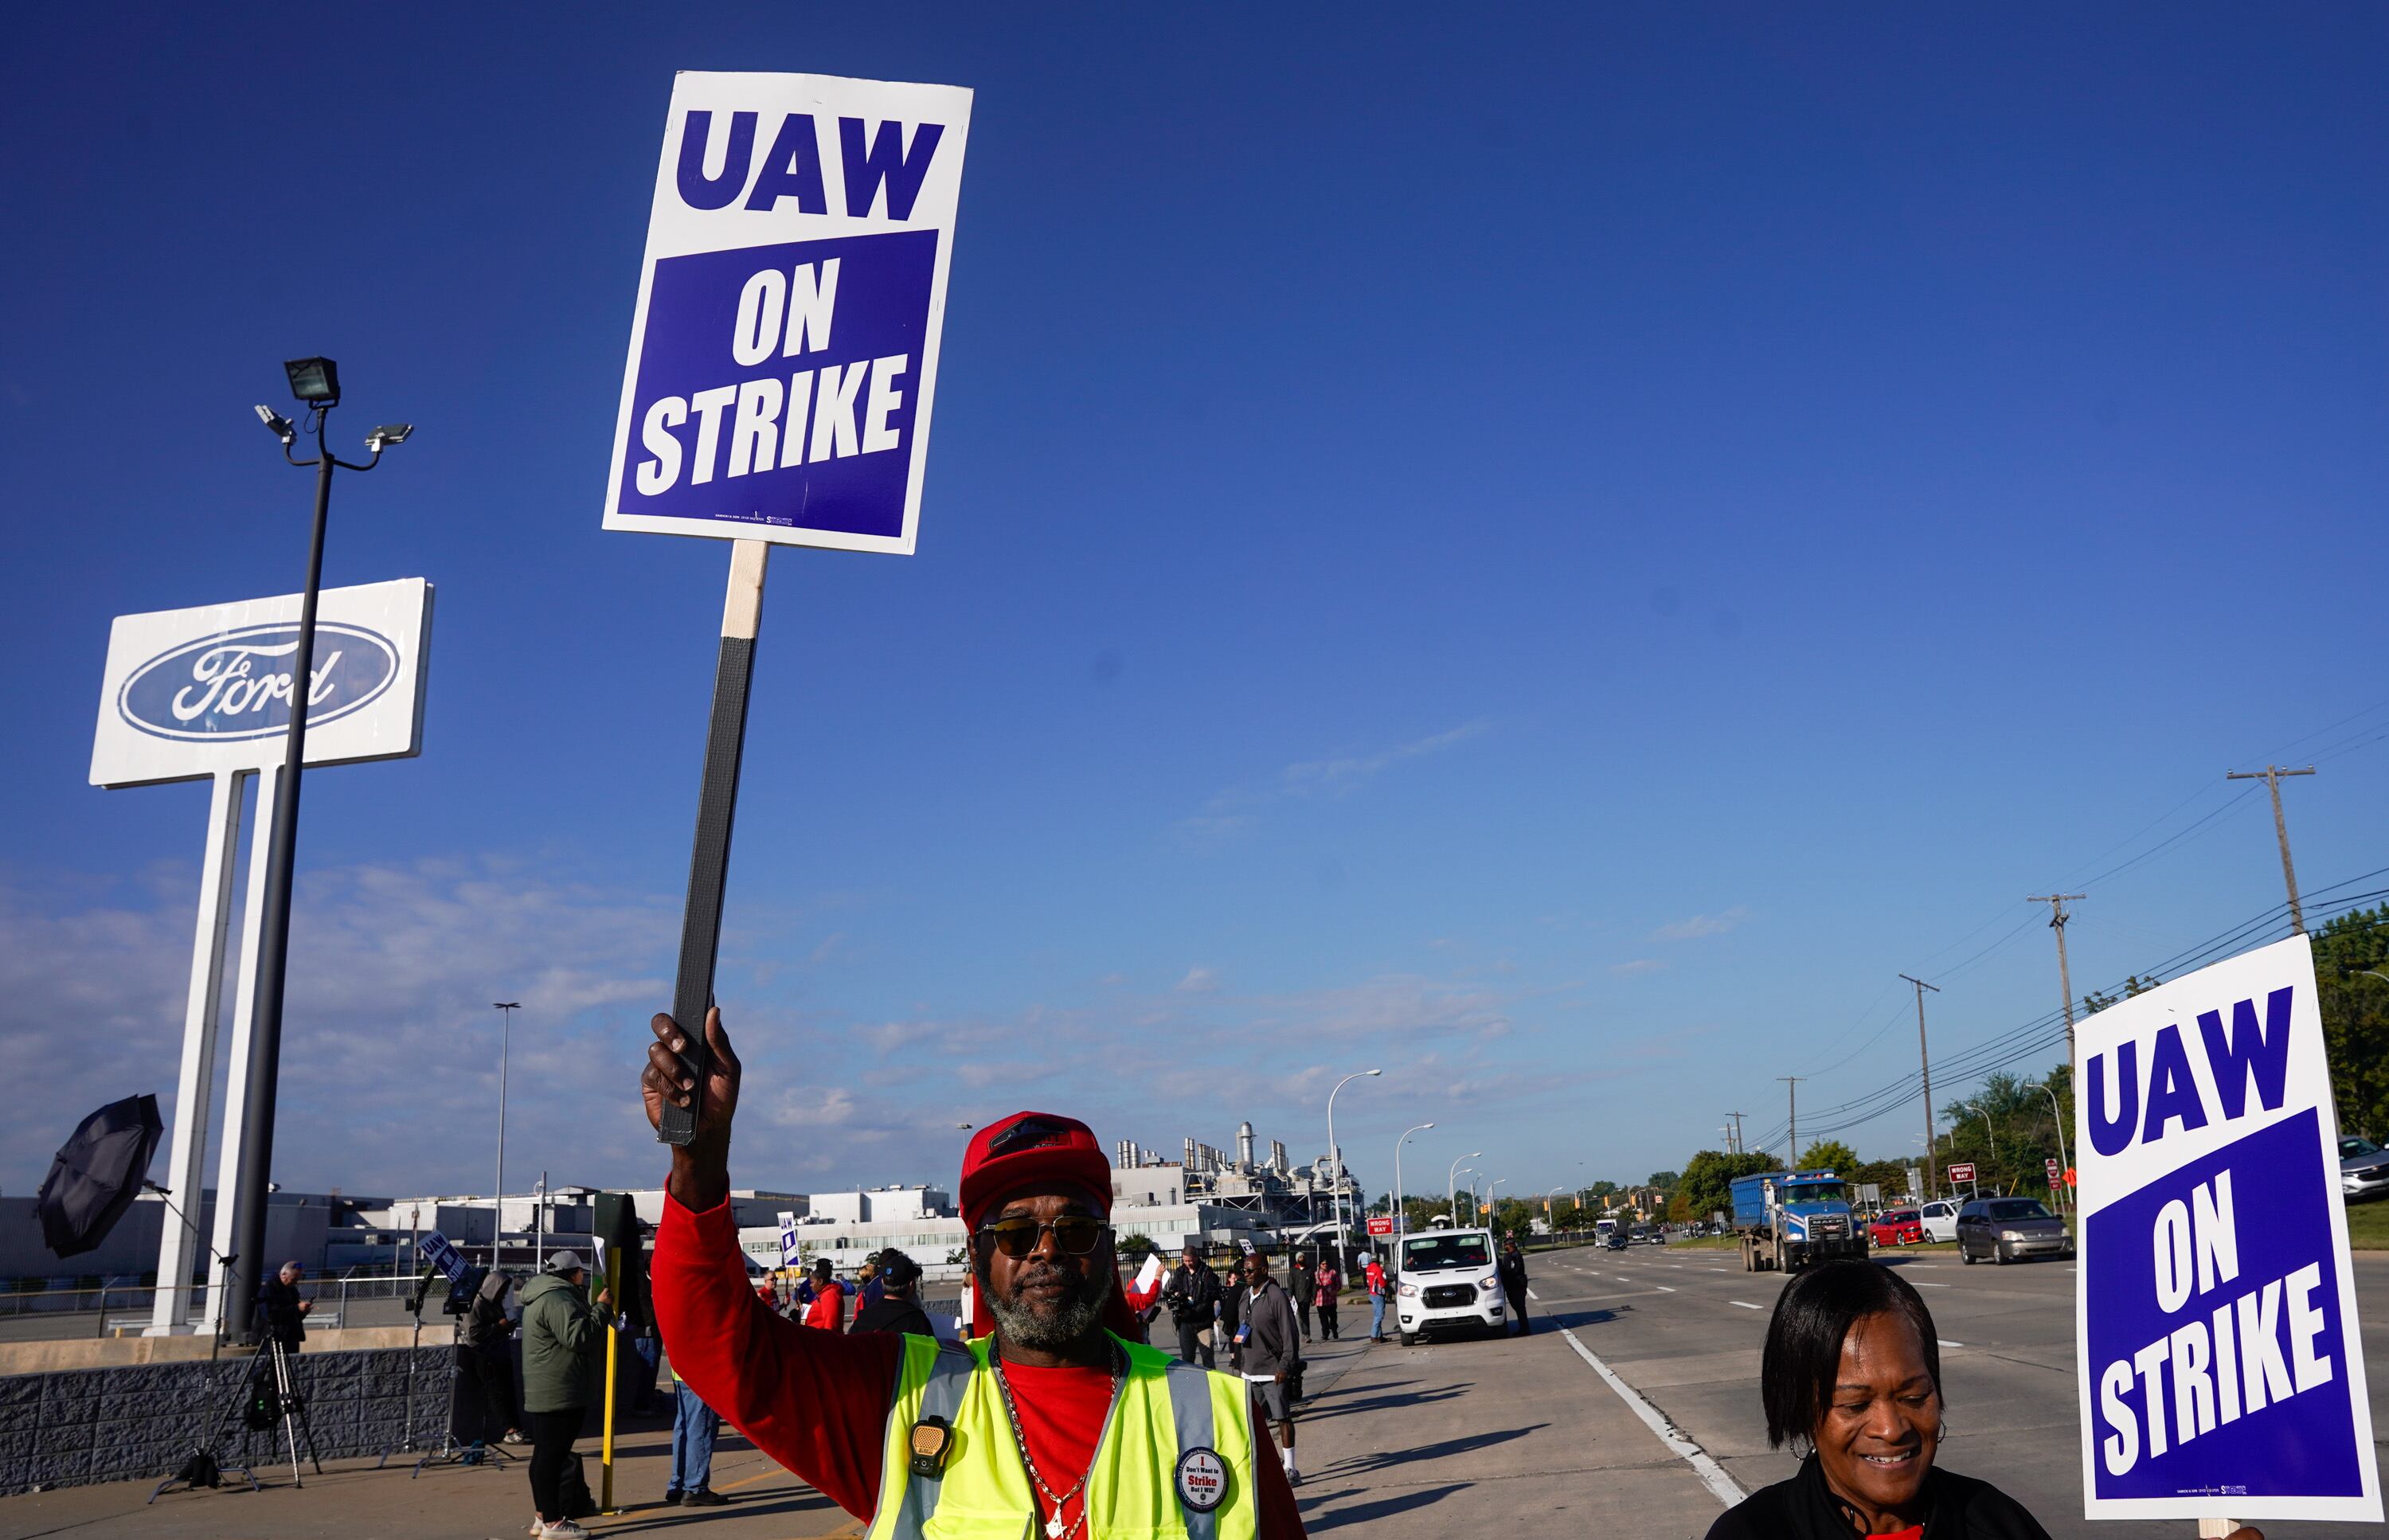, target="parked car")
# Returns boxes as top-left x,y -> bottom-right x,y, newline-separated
1955,1197 -> 2073,1264
1392,1228 -> 1505,1344
2341,1135 -> 2389,1202
1918,1200 -> 1960,1243
1870,1208 -> 1925,1247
